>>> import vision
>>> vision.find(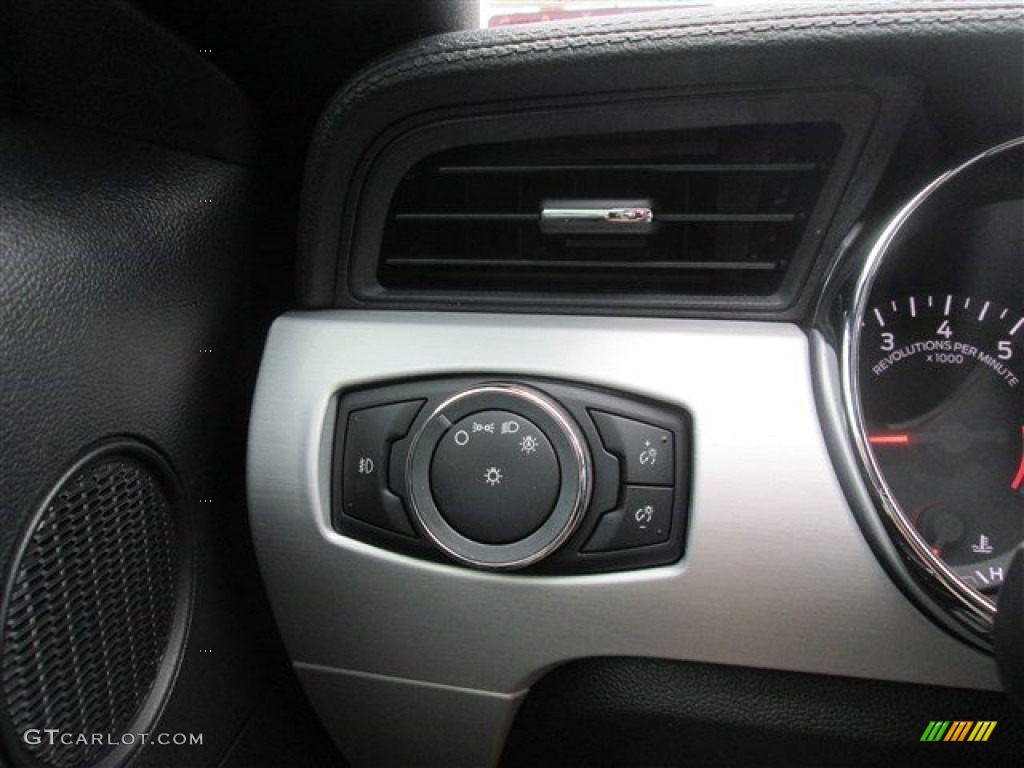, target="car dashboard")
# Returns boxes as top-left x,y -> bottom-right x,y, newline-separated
247,2 -> 1023,766
0,2 -> 1021,768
